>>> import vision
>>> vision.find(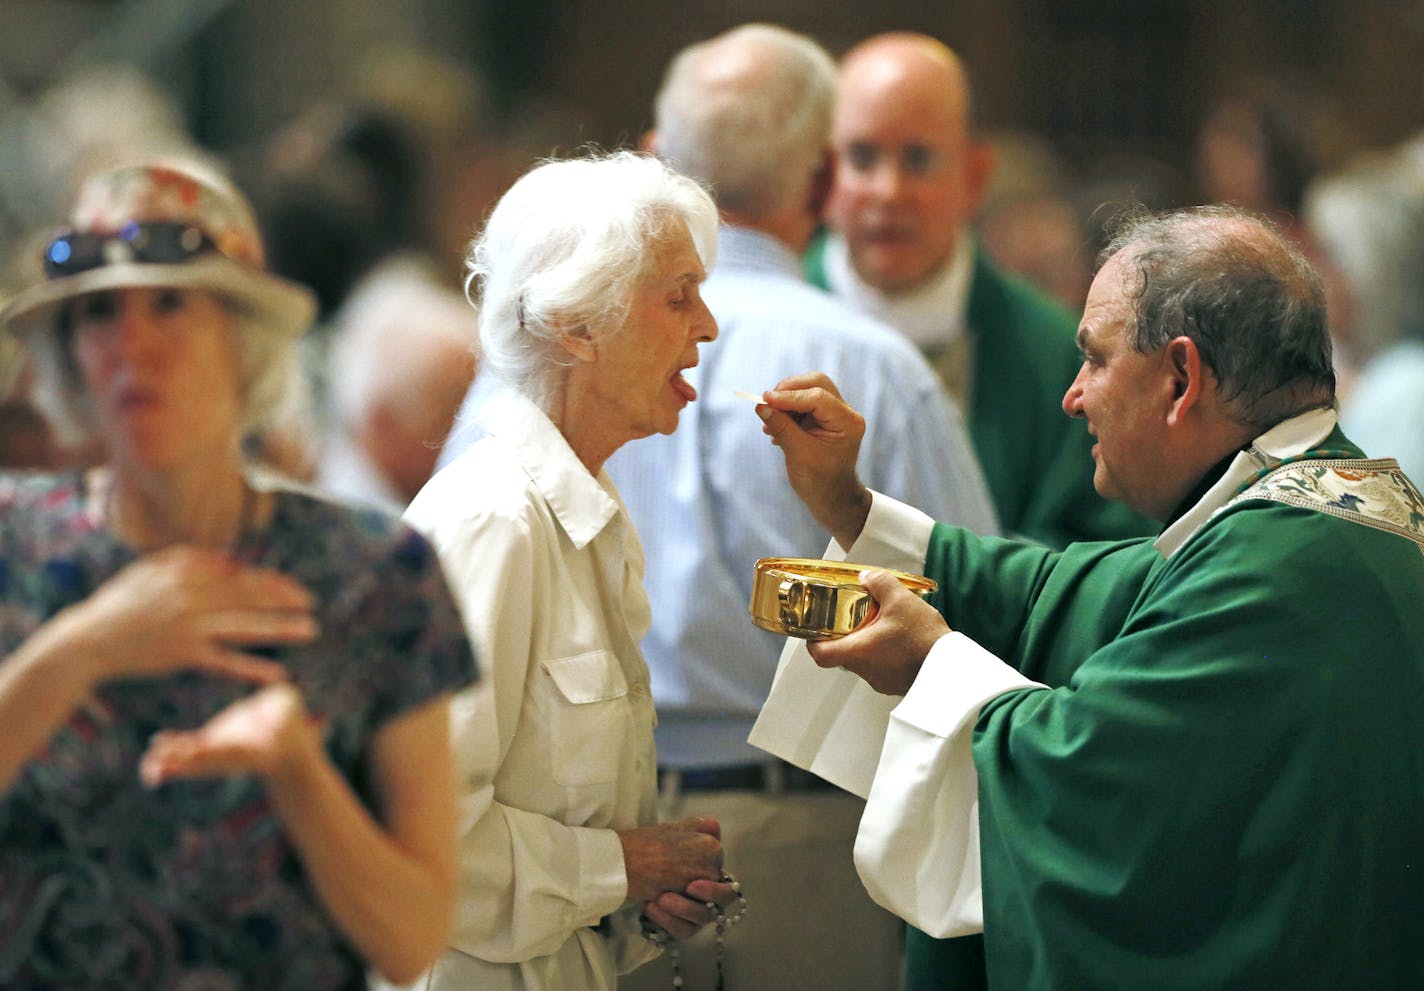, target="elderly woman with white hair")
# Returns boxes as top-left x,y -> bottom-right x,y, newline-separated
400,151 -> 739,991
0,159 -> 477,989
